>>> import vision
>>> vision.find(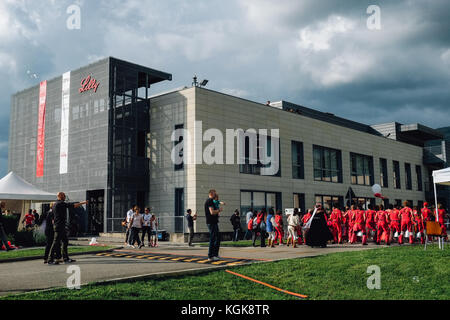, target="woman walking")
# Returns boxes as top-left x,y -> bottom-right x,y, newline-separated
287,208 -> 300,248
128,206 -> 144,249
266,208 -> 276,248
